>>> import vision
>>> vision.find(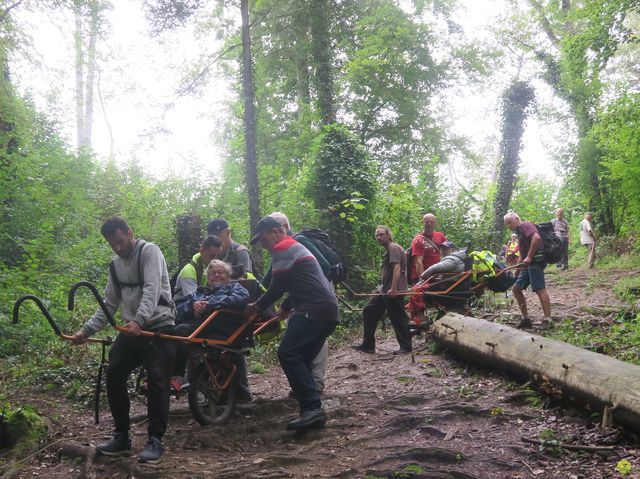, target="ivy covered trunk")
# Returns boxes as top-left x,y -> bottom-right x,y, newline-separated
308,125 -> 377,279
491,80 -> 535,249
309,0 -> 335,125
